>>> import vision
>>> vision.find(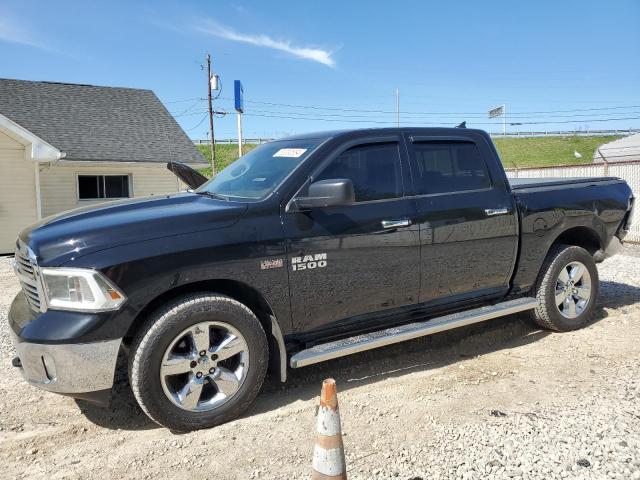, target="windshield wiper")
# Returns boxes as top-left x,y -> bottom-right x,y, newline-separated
195,191 -> 229,201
